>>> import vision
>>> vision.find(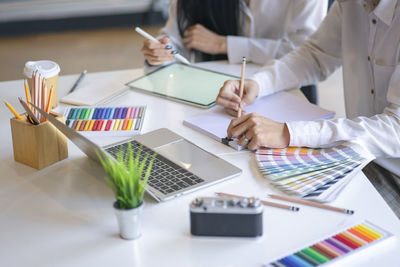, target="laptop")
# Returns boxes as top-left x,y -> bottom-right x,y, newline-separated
31,104 -> 242,202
